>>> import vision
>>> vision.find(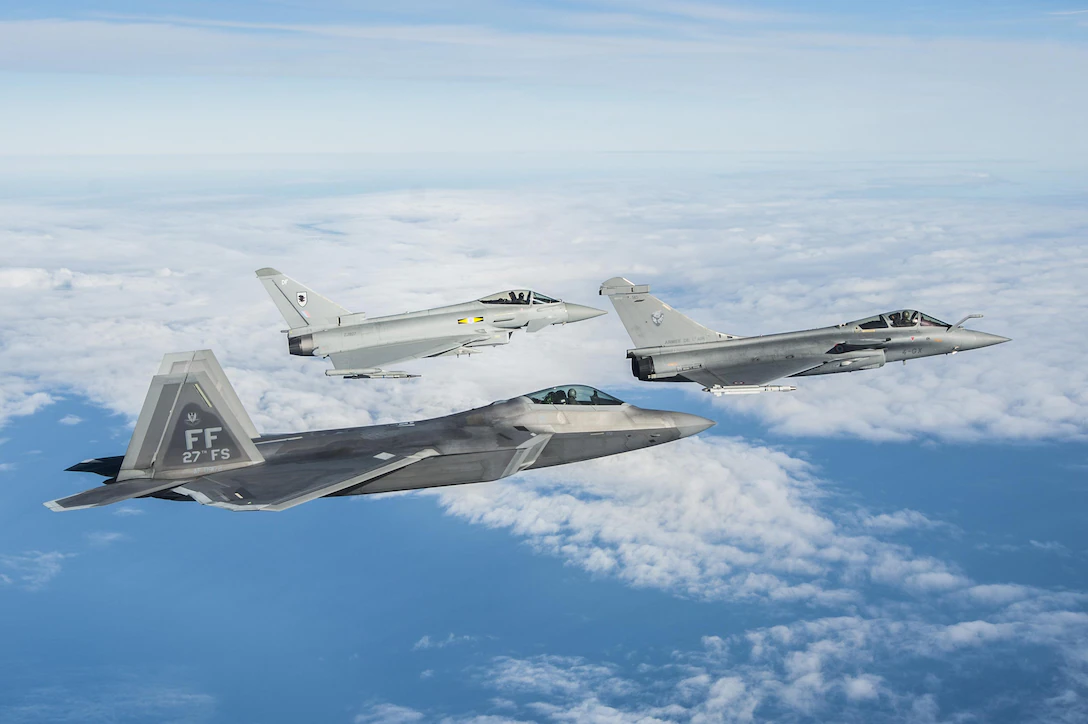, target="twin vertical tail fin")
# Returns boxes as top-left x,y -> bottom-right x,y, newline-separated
599,277 -> 737,349
256,268 -> 350,329
46,350 -> 264,511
